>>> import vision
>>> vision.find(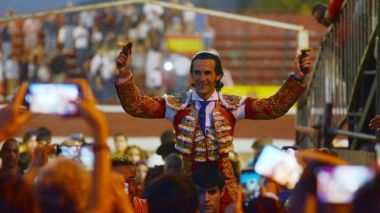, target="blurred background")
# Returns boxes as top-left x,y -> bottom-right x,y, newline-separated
3,0 -> 374,165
